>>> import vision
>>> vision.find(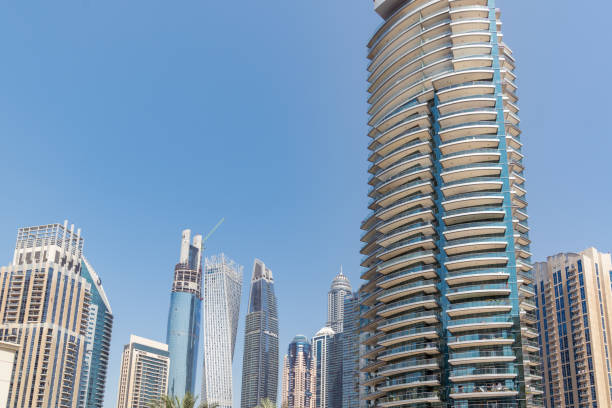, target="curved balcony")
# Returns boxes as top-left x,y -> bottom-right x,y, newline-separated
447,283 -> 511,301
370,151 -> 431,182
448,316 -> 514,333
439,135 -> 499,156
450,31 -> 491,46
447,299 -> 512,317
439,121 -> 498,142
379,392 -> 440,407
378,265 -> 438,289
371,179 -> 434,210
370,117 -> 431,151
441,178 -> 503,198
445,253 -> 509,271
377,250 -> 437,275
449,5 -> 490,20
379,331 -> 439,351
369,102 -> 429,139
453,55 -> 494,70
439,110 -> 497,130
448,349 -> 516,365
378,357 -> 440,377
443,206 -> 505,226
451,44 -> 492,60
521,326 -> 538,339
444,222 -> 506,240
437,96 -> 496,116
440,149 -> 500,169
376,194 -> 435,221
378,295 -> 439,318
372,140 -> 433,171
378,236 -> 436,261
441,163 -> 502,184
376,222 -> 436,248
362,345 -> 386,360
378,279 -> 438,303
444,238 -> 508,257
433,68 -> 494,90
437,82 -> 495,103
377,208 -> 435,234
371,166 -> 432,197
378,310 -> 440,332
442,192 -> 504,211
450,384 -> 518,399
380,374 -> 440,392
450,368 -> 517,382
445,266 -> 509,285
448,334 -> 514,349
